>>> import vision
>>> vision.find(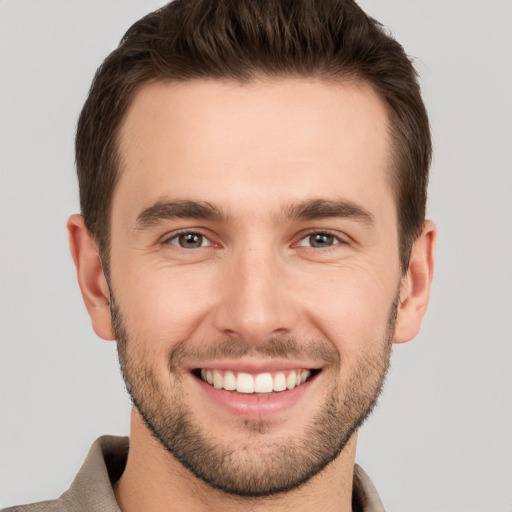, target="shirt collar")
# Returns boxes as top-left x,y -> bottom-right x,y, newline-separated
65,435 -> 385,512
